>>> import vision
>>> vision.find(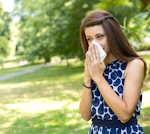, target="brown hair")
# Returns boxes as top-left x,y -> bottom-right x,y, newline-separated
80,10 -> 147,78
